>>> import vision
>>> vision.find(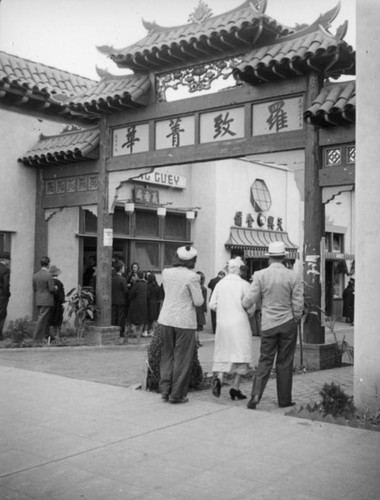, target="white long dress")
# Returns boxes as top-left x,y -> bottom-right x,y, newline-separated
209,273 -> 254,374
